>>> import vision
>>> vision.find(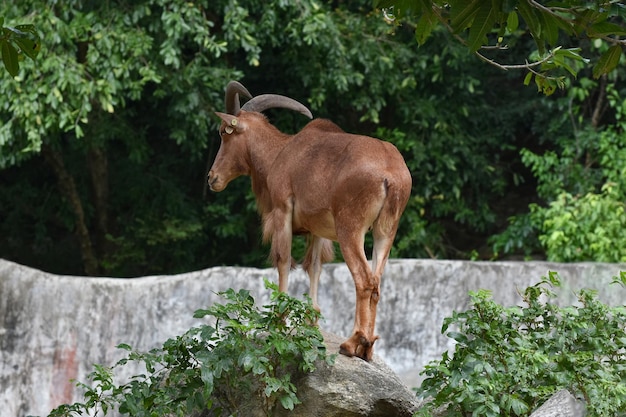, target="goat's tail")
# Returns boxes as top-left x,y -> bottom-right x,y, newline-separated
375,175 -> 411,236
302,235 -> 334,273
